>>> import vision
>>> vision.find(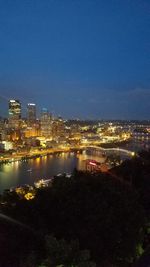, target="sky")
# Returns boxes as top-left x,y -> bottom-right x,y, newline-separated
0,0 -> 150,119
